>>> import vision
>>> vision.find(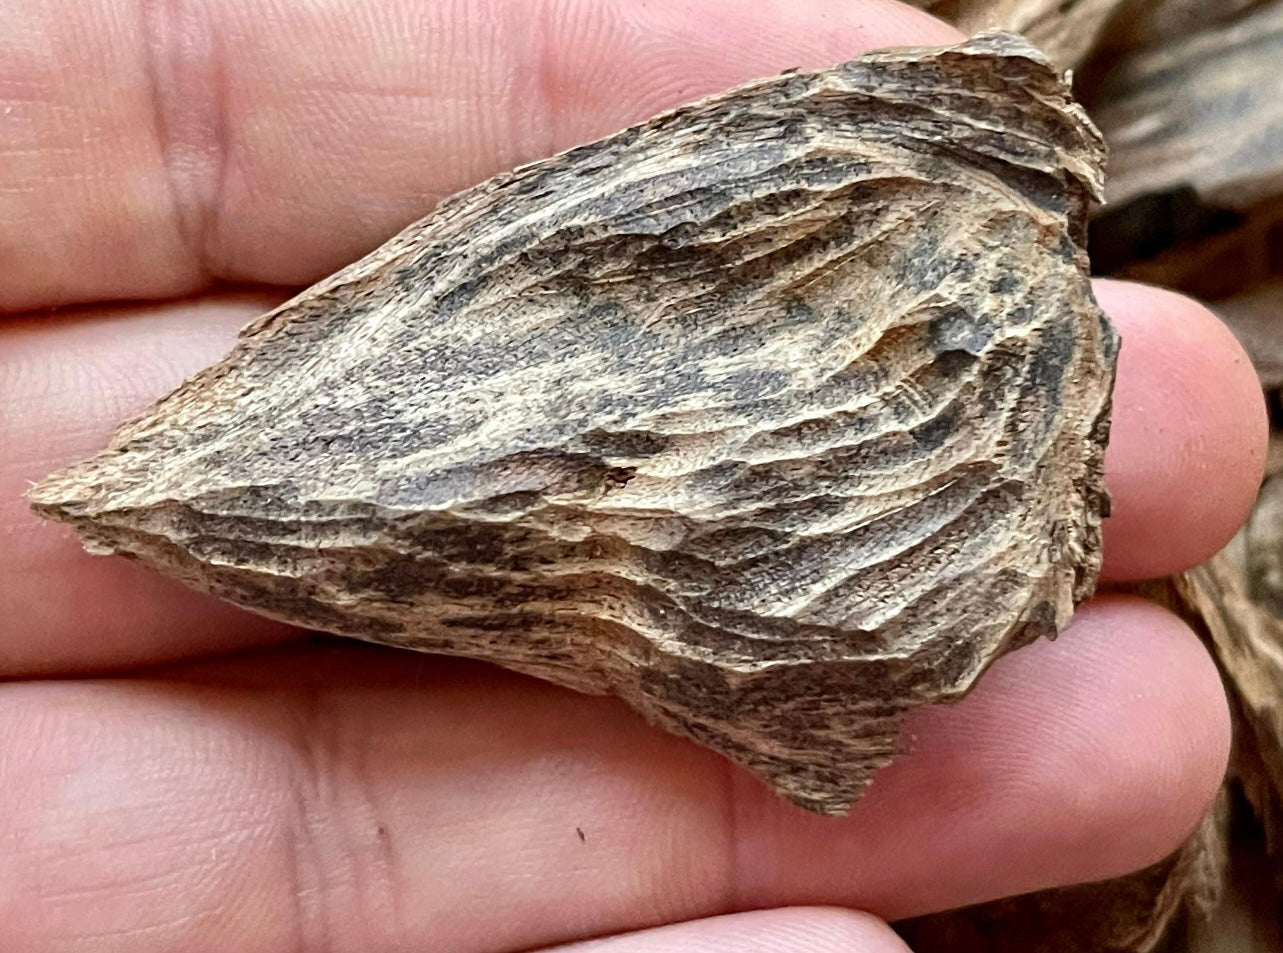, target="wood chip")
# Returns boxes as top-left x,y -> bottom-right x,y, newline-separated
1089,2 -> 1283,212
904,0 -> 1131,68
1216,282 -> 1283,388
28,33 -> 1116,815
1159,548 -> 1283,876
1096,194 -> 1283,300
1265,431 -> 1283,480
1187,794 -> 1283,953
1100,0 -> 1267,50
